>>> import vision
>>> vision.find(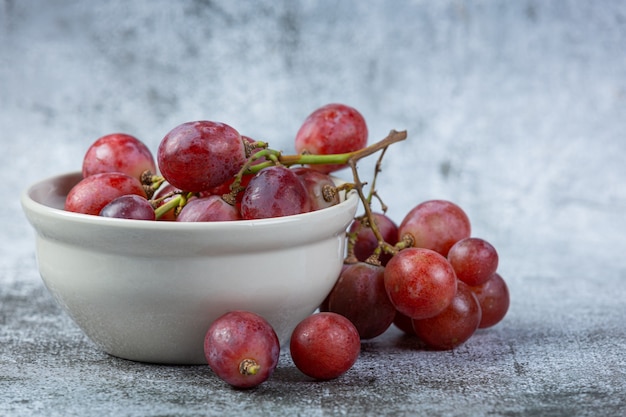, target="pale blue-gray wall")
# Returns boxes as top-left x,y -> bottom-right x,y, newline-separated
2,0 -> 625,285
